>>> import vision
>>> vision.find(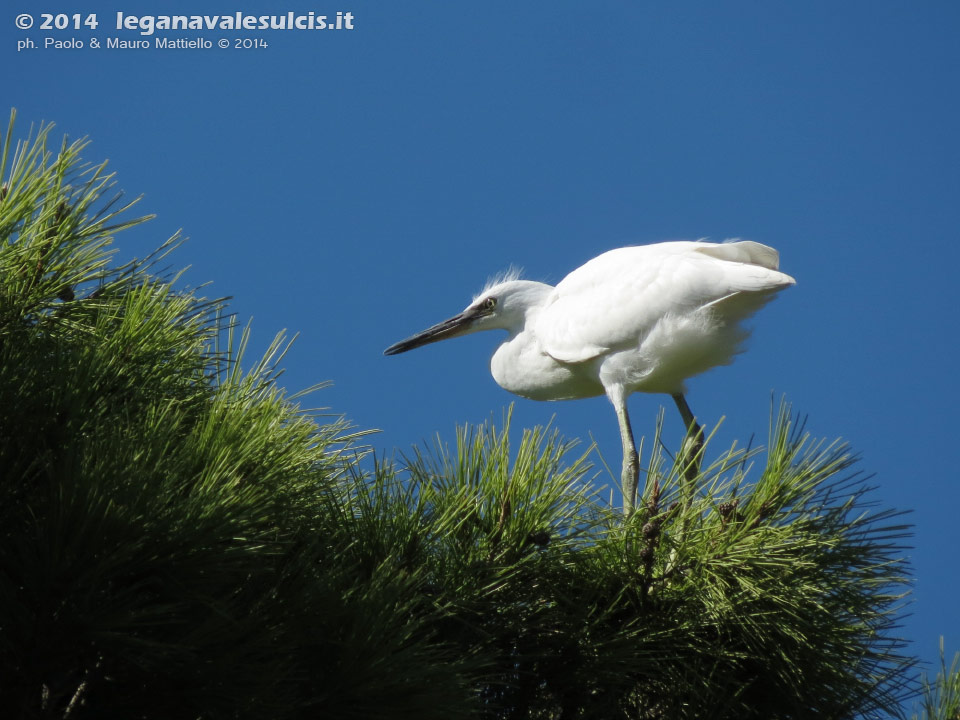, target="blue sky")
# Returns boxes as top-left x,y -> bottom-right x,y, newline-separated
9,0 -> 959,689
